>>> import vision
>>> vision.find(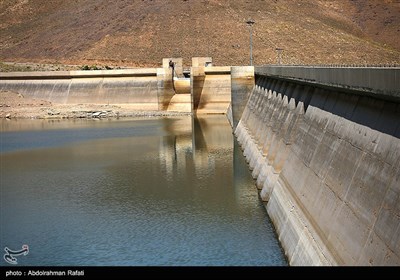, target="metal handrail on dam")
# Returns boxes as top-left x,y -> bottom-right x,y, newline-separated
255,65 -> 400,101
